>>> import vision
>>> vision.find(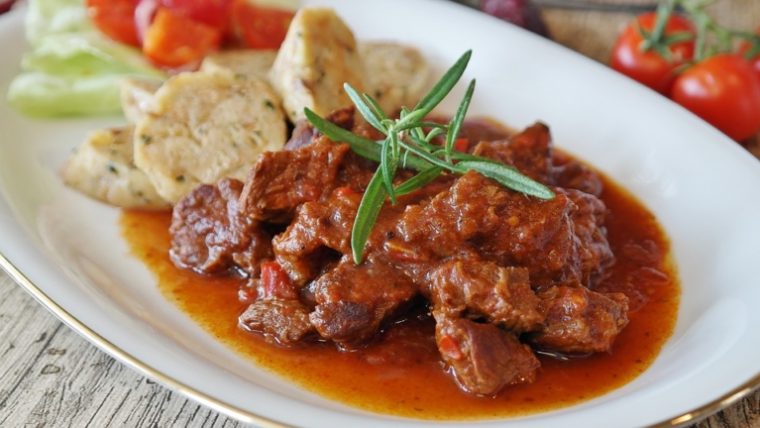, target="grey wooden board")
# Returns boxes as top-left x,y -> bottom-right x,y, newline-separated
0,273 -> 758,427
